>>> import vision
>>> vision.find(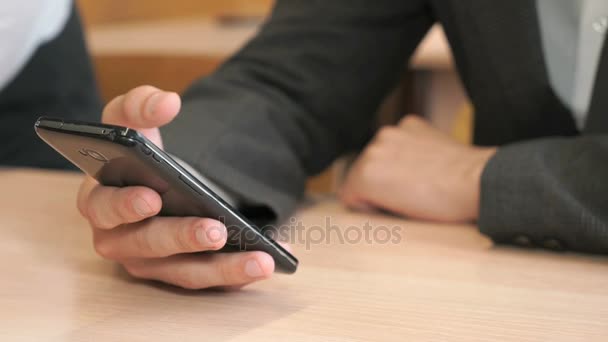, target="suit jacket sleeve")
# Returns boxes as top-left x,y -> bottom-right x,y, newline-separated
162,0 -> 433,223
479,135 -> 608,254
